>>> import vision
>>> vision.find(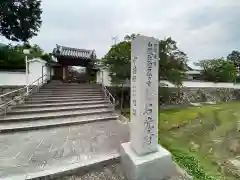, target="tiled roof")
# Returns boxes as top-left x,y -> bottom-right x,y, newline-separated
53,45 -> 96,59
